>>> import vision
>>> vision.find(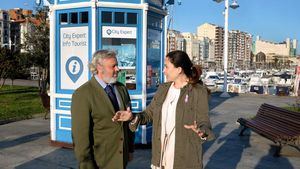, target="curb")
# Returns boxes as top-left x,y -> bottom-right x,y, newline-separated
0,113 -> 48,125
